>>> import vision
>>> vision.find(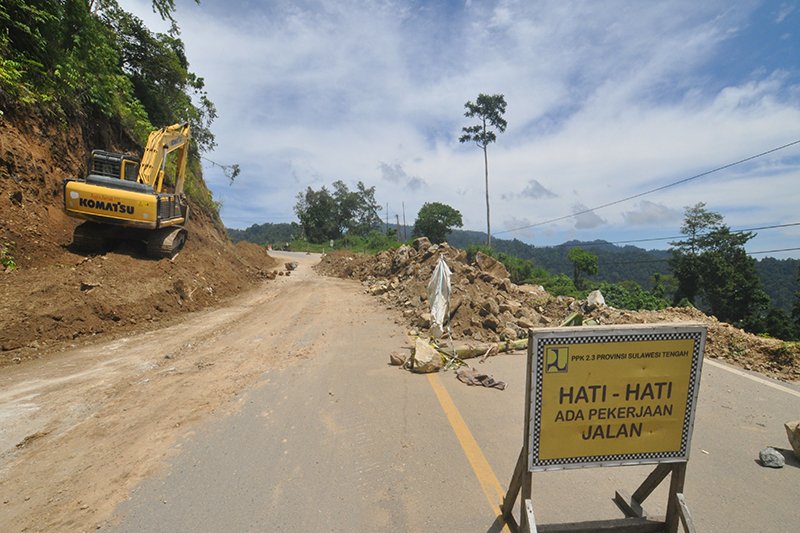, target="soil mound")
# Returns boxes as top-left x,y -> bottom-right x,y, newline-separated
0,109 -> 276,366
316,238 -> 799,382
